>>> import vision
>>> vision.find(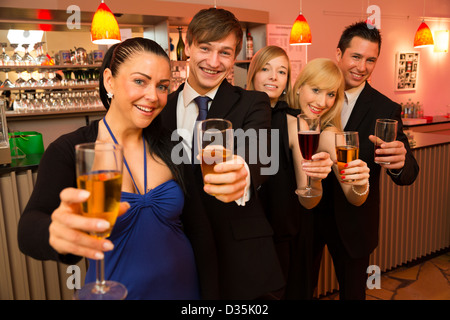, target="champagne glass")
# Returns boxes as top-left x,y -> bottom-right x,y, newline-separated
74,142 -> 127,300
196,119 -> 234,181
335,132 -> 359,183
374,119 -> 398,165
0,43 -> 11,65
10,44 -> 22,65
0,71 -> 14,88
297,114 -> 321,198
21,44 -> 36,65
